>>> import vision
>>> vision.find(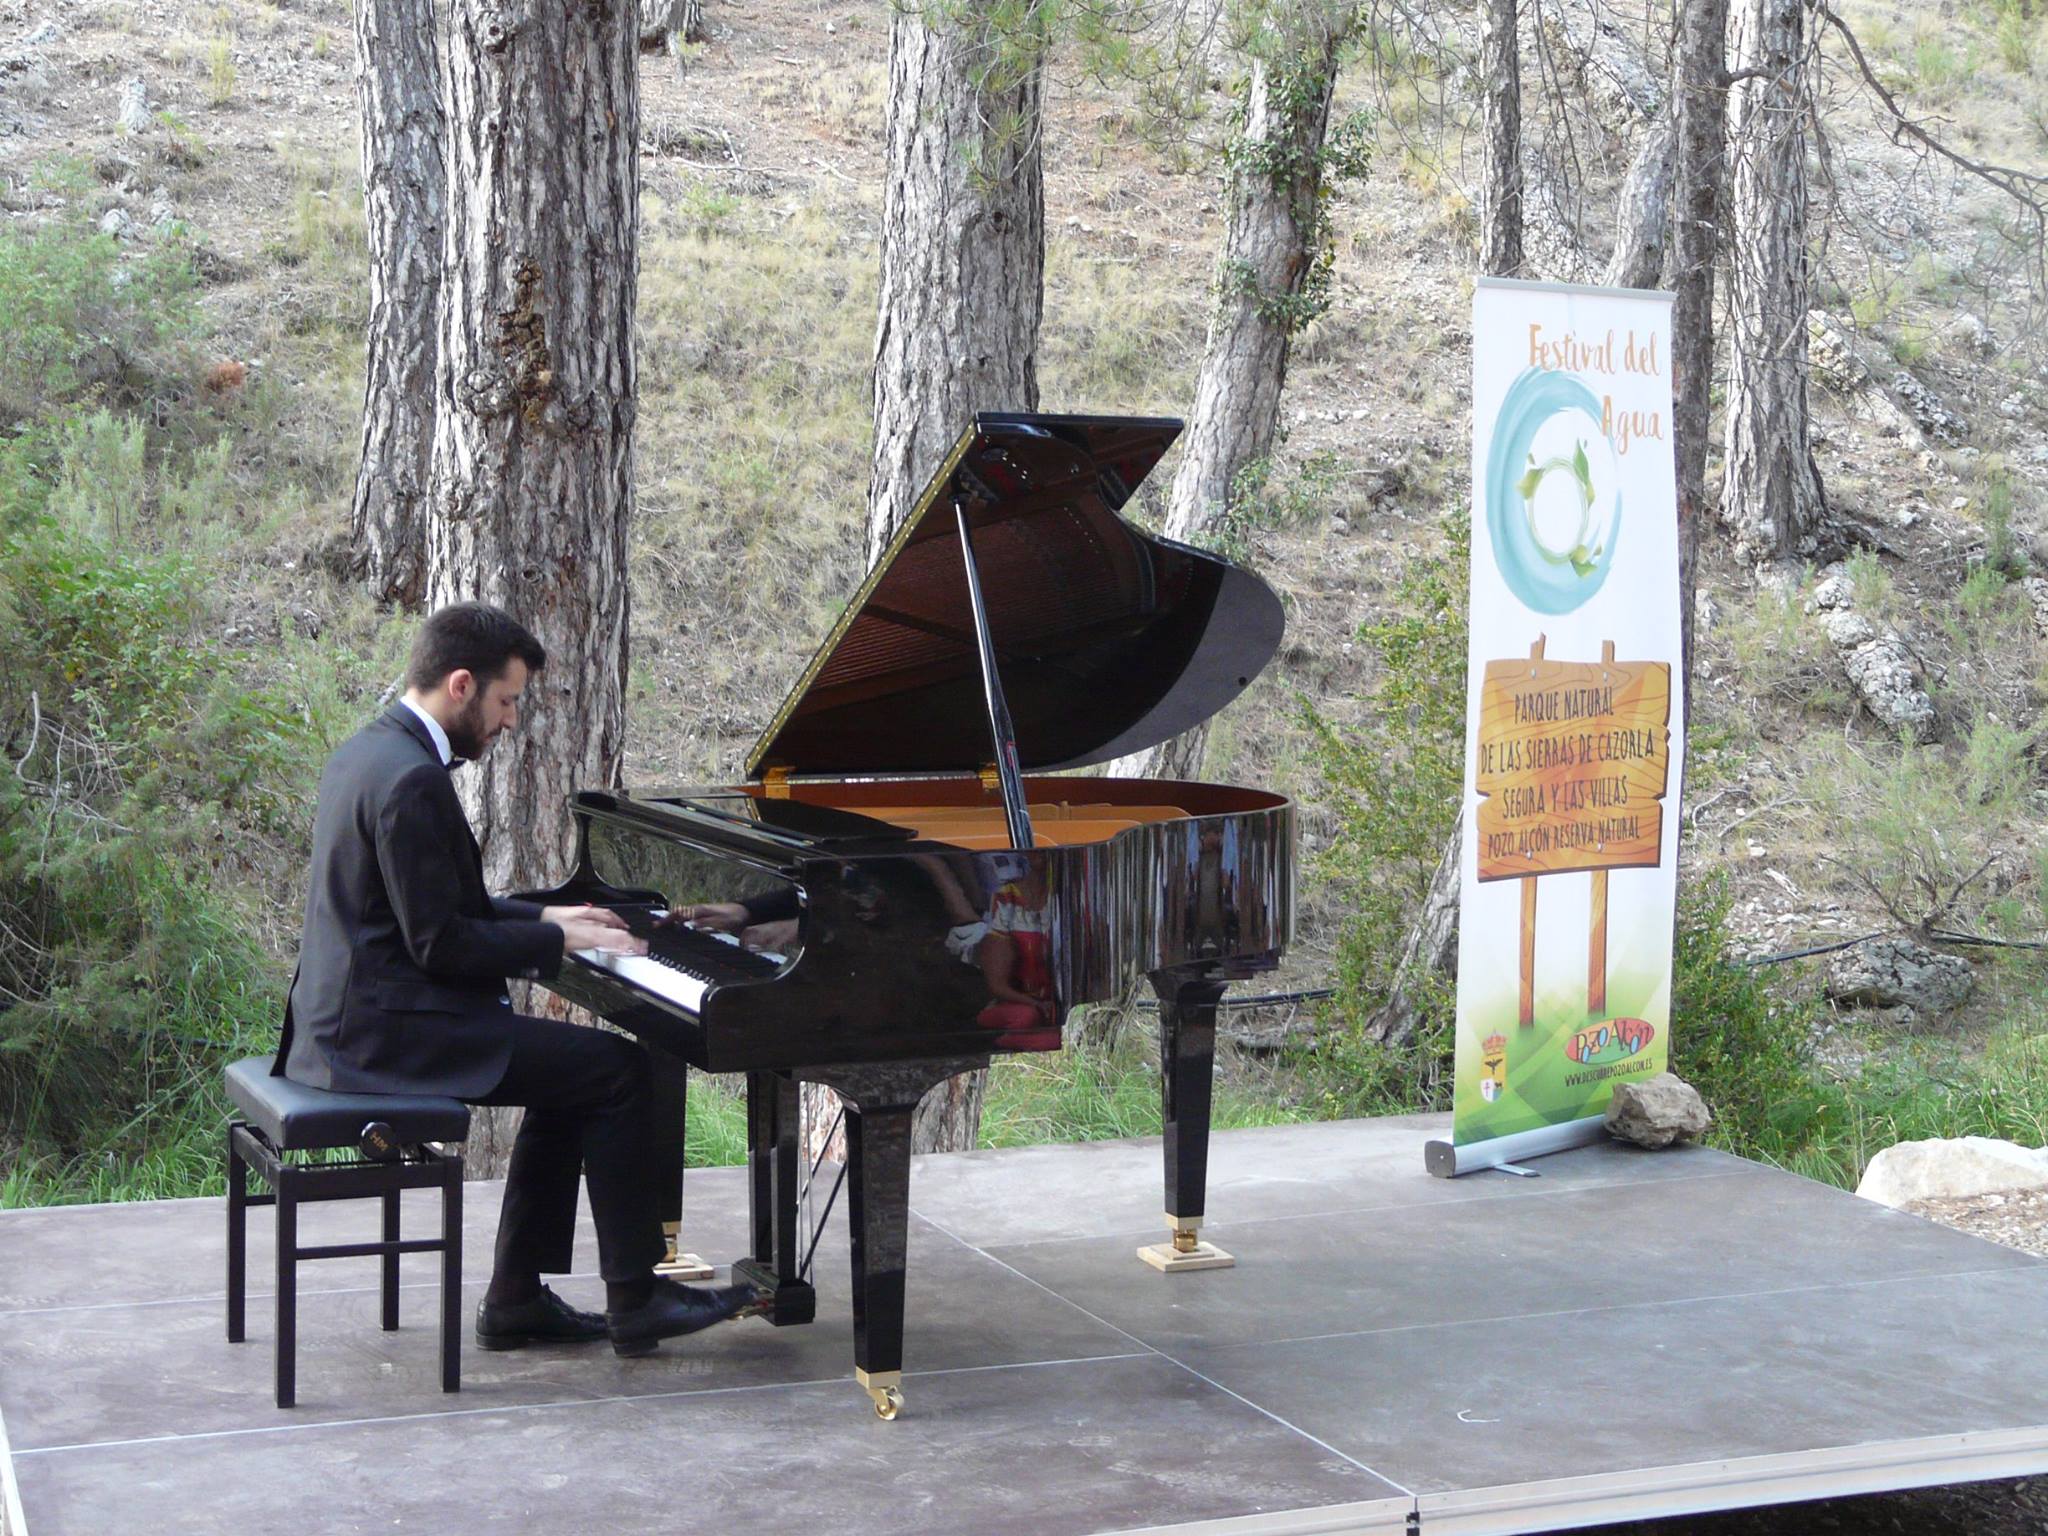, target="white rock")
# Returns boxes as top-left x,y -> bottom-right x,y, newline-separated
117,76 -> 151,135
1948,311 -> 1994,358
1807,572 -> 1855,613
98,207 -> 131,238
1856,1137 -> 2048,1209
1821,609 -> 1875,648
